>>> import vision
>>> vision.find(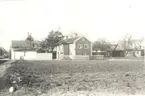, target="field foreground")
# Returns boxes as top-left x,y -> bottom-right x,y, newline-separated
0,60 -> 145,96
